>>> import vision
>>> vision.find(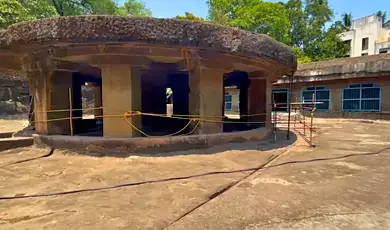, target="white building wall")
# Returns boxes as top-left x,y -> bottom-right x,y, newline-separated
376,27 -> 390,54
340,30 -> 355,56
340,15 -> 390,57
